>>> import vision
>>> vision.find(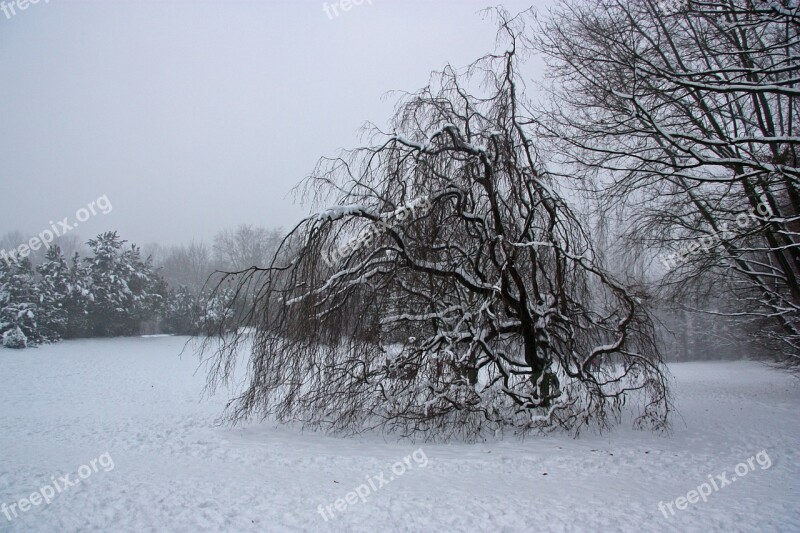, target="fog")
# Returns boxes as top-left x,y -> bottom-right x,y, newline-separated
0,0 -> 541,246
